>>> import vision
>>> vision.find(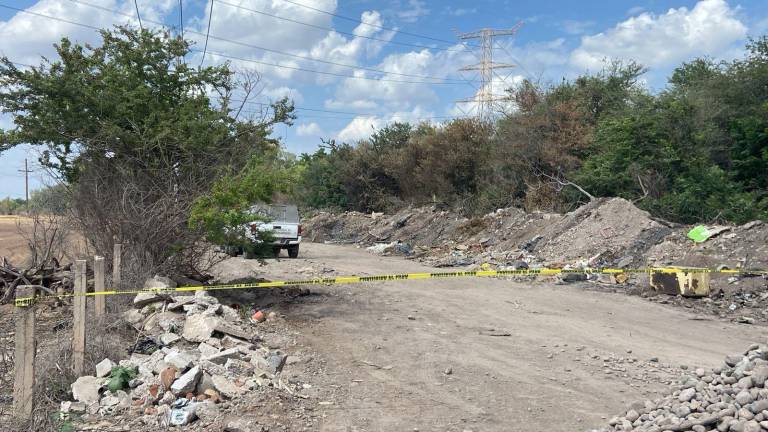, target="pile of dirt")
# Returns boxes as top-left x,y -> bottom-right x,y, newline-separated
591,342 -> 768,432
